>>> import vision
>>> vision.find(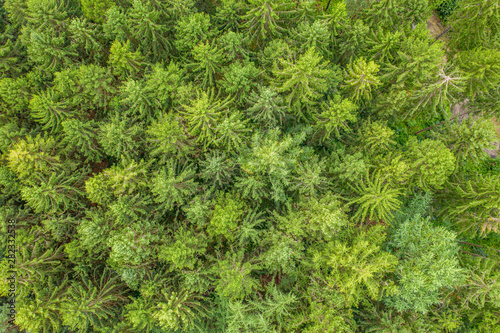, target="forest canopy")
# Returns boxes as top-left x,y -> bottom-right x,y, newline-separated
0,0 -> 500,332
